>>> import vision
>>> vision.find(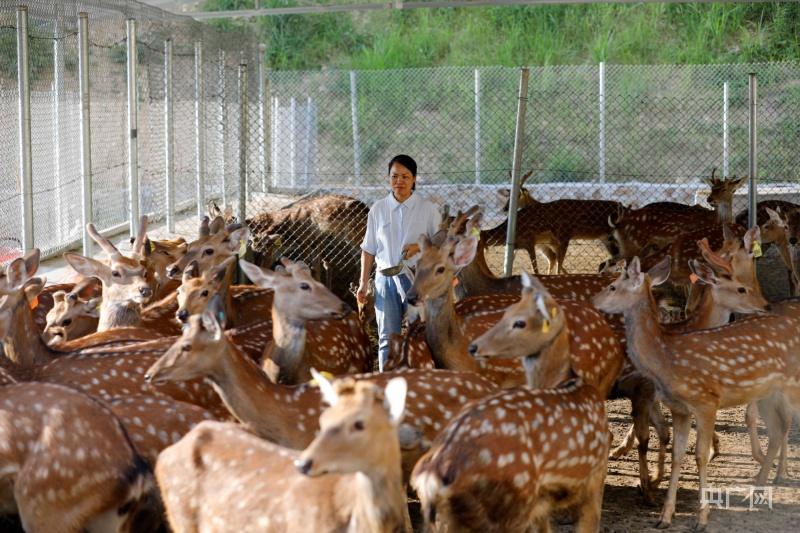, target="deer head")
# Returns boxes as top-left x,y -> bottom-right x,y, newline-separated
593,255 -> 671,315
64,223 -> 152,308
166,216 -> 249,279
42,277 -> 102,346
175,256 -> 237,325
239,258 -> 349,322
406,234 -> 478,305
295,371 -> 406,477
0,256 -> 46,342
688,259 -> 768,315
